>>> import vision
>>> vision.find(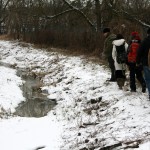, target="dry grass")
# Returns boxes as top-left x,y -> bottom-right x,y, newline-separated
30,43 -> 107,70
0,34 -> 12,40
0,34 -> 106,66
